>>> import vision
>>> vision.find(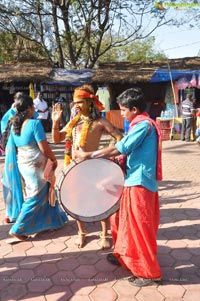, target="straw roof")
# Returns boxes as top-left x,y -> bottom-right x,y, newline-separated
92,57 -> 200,84
0,60 -> 53,83
0,57 -> 199,84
